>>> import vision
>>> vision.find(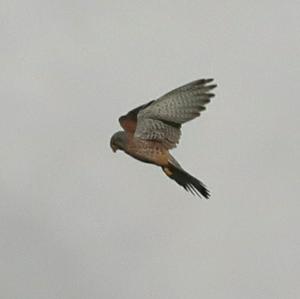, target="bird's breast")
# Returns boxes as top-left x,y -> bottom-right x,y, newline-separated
125,137 -> 169,166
